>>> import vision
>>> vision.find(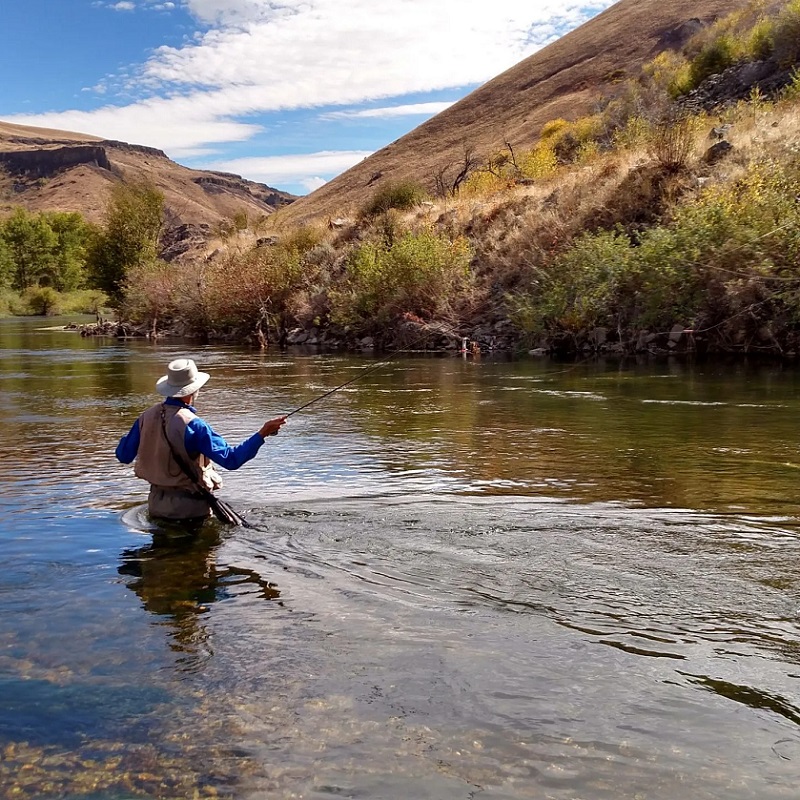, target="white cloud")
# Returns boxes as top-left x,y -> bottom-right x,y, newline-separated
6,1 -> 617,159
7,95 -> 261,153
302,176 -> 328,192
183,0 -> 301,25
203,150 -> 373,186
146,0 -> 606,96
322,102 -> 455,120
100,0 -> 175,11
